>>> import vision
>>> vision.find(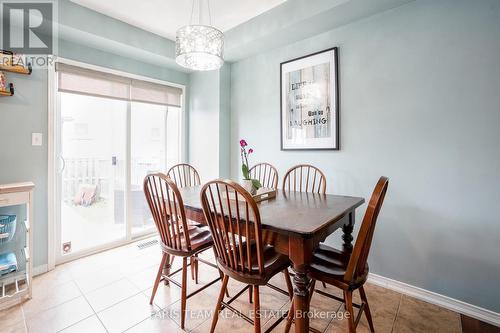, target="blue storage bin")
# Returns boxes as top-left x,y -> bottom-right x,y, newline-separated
0,252 -> 18,276
0,215 -> 17,244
